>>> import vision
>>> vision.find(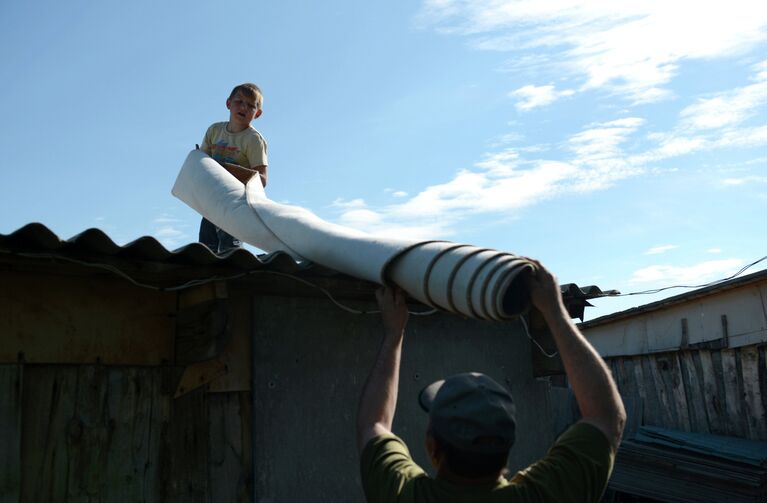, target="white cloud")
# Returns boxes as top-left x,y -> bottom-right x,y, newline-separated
331,197 -> 367,209
628,60 -> 767,166
629,258 -> 743,285
568,118 -> 644,163
331,117 -> 647,236
644,244 -> 677,255
332,57 -> 765,239
510,84 -> 575,110
680,81 -> 767,131
707,248 -> 722,254
392,191 -> 408,198
416,1 -> 767,102
155,226 -> 184,239
151,213 -> 190,249
488,132 -> 523,147
721,175 -> 767,186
